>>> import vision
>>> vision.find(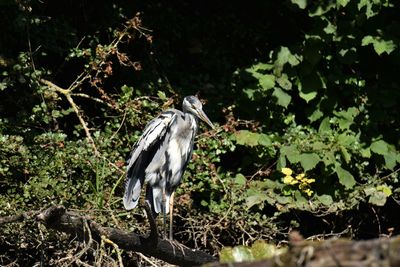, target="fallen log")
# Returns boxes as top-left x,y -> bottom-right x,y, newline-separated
1,205 -> 216,266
